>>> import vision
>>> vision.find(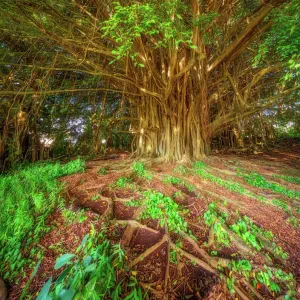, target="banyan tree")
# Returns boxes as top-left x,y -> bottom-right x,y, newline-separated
0,0 -> 299,161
